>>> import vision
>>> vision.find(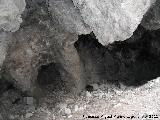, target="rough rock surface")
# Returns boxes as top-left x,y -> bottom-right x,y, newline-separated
49,0 -> 155,45
0,0 -> 159,95
141,0 -> 160,30
4,0 -> 86,95
0,0 -> 26,32
49,0 -> 91,35
0,0 -> 26,75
